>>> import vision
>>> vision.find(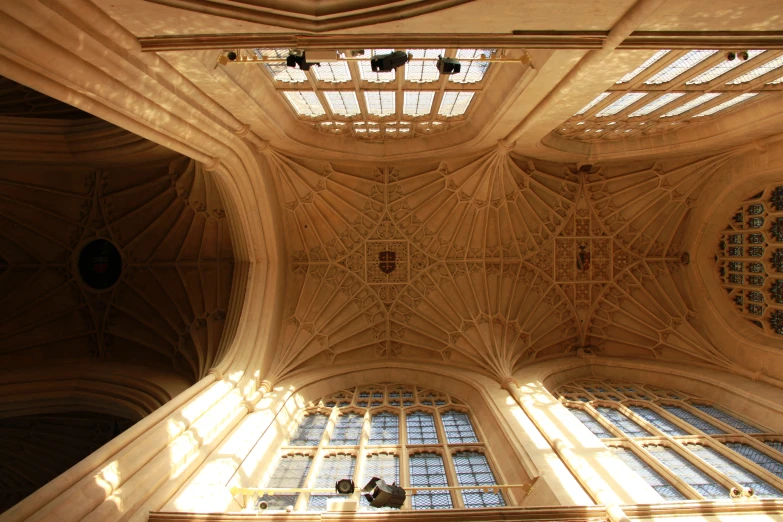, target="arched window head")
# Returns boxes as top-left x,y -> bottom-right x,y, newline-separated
554,379 -> 783,501
262,383 -> 505,512
715,185 -> 783,337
